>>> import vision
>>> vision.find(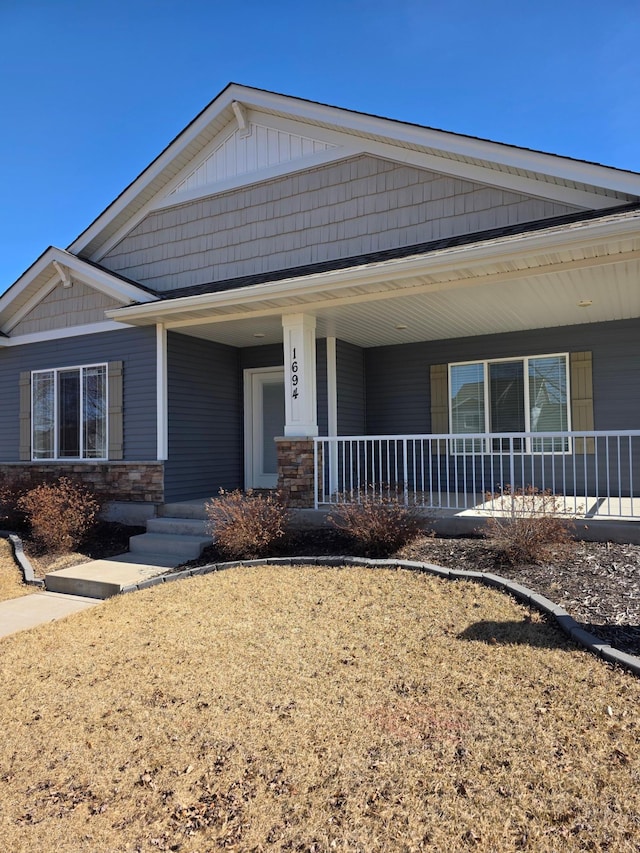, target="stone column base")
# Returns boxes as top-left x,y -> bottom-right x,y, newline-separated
275,438 -> 319,508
